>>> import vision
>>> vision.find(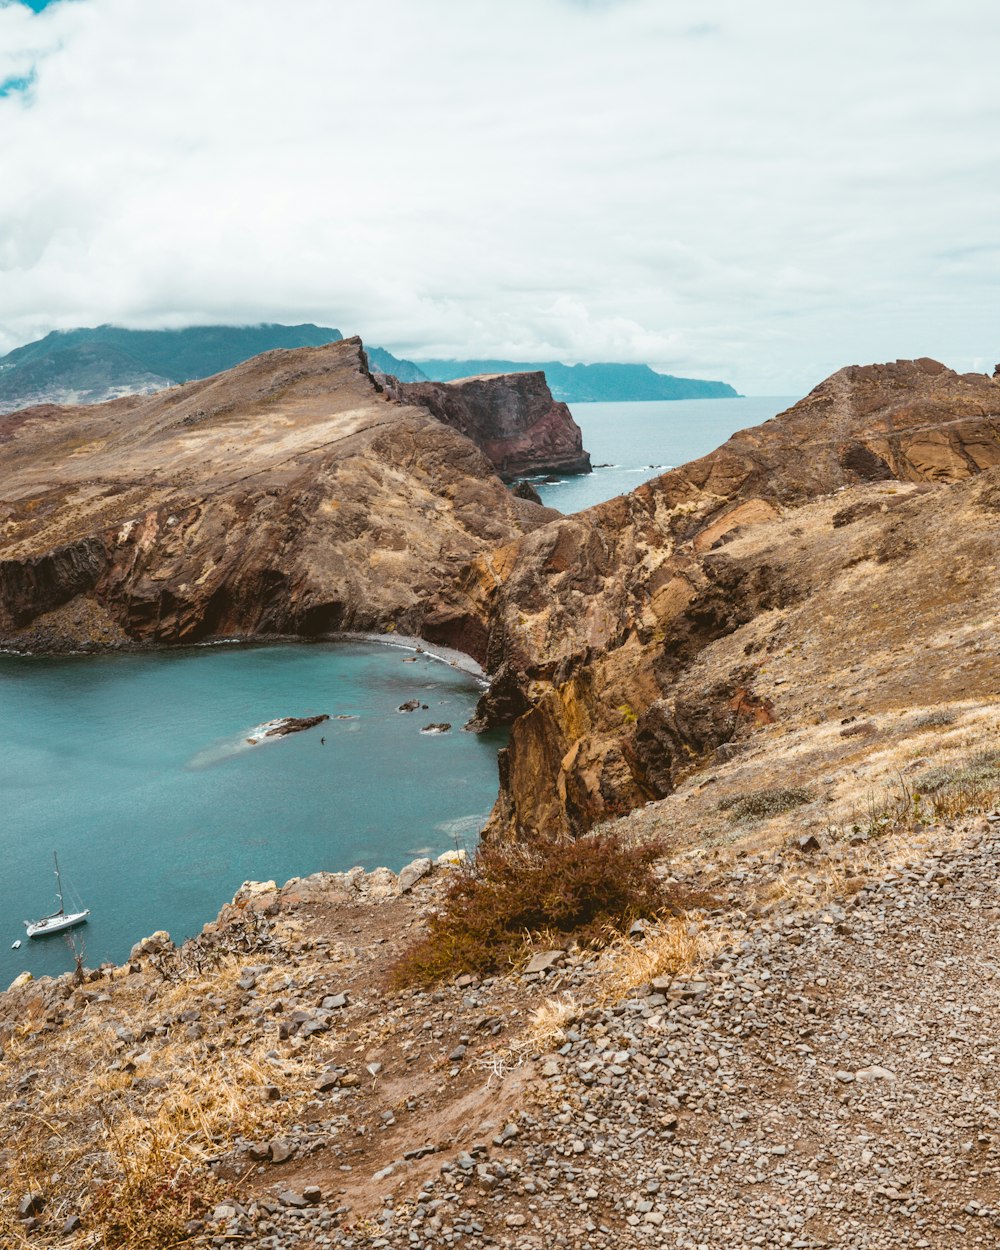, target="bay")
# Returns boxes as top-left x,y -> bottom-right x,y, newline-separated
535,395 -> 802,512
0,641 -> 502,987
